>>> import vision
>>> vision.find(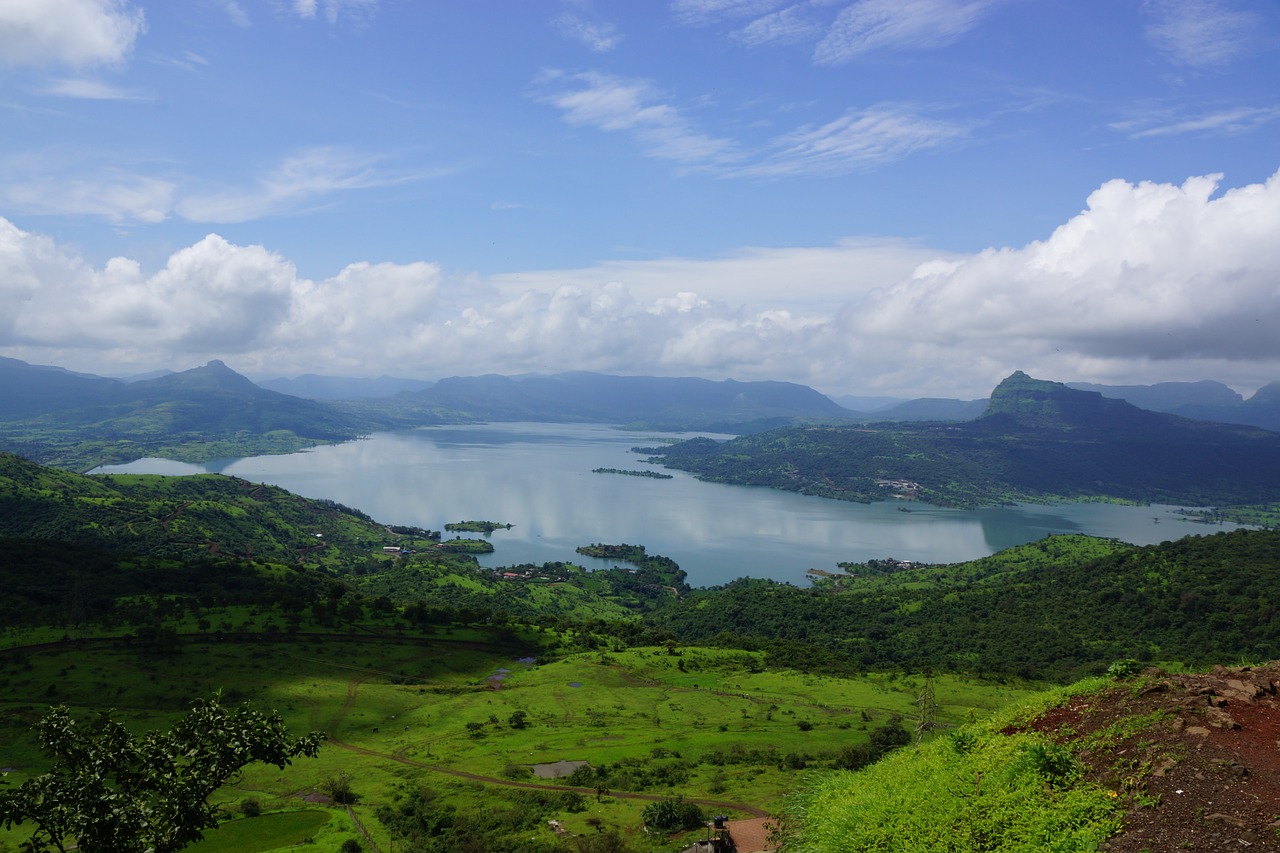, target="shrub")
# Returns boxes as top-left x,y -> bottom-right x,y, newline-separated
642,796 -> 705,833
240,798 -> 261,817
